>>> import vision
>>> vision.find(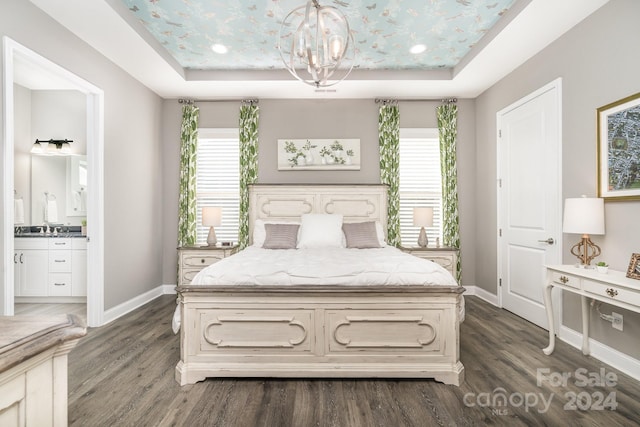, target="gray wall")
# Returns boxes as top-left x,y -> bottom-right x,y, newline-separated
475,0 -> 640,357
1,0 -> 164,311
161,99 -> 477,287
